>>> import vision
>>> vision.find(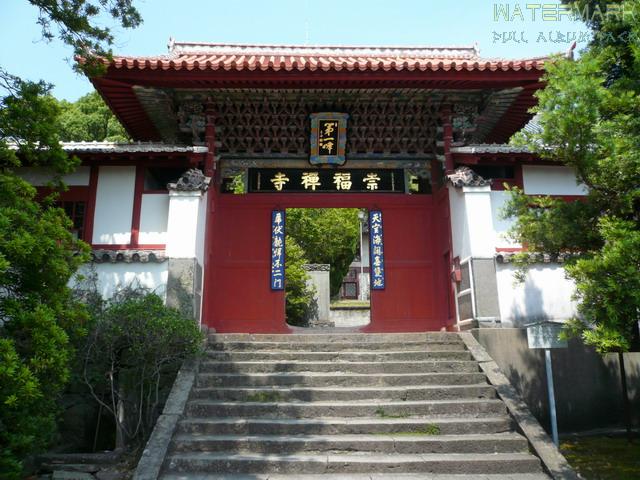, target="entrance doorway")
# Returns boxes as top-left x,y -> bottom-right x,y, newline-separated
204,191 -> 449,333
284,208 -> 371,329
